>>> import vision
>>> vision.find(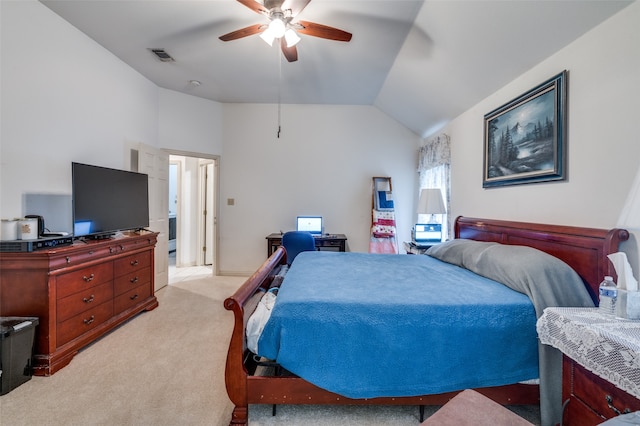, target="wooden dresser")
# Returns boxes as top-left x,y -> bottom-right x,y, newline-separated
0,231 -> 158,375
